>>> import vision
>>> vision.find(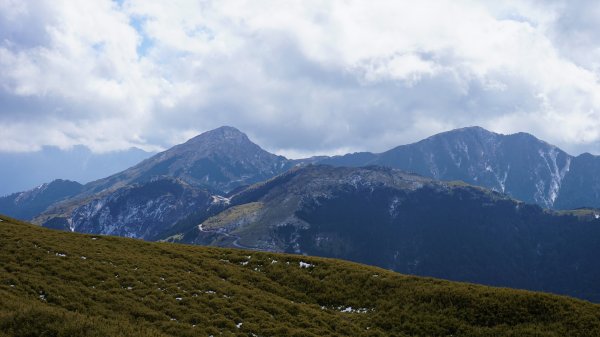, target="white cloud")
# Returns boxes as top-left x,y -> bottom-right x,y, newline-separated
0,0 -> 600,156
